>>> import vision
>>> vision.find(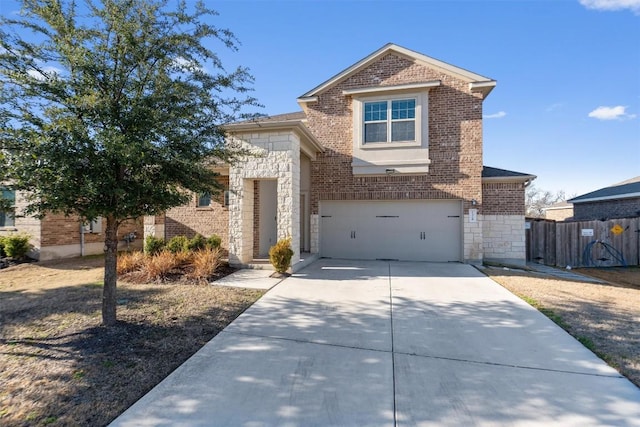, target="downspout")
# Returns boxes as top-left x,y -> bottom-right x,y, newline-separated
80,221 -> 85,257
